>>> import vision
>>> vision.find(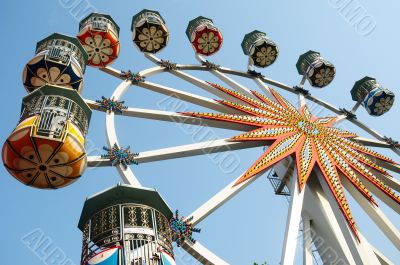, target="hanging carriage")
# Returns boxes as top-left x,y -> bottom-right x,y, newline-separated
2,85 -> 91,189
241,30 -> 279,68
186,16 -> 223,56
131,9 -> 169,54
351,76 -> 395,116
77,13 -> 120,67
22,33 -> 88,93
